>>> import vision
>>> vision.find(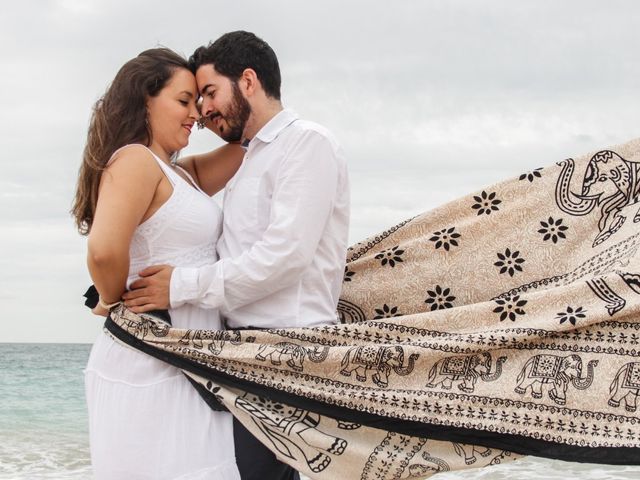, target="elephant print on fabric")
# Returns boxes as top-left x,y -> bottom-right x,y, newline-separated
120,314 -> 170,340
400,451 -> 451,478
452,443 -> 493,466
609,362 -> 640,412
337,299 -> 367,323
255,342 -> 329,372
515,354 -> 599,405
590,272 -> 640,316
179,329 -> 250,356
361,433 -> 450,480
587,277 -> 626,316
340,346 -> 419,388
425,353 -> 506,393
235,393 -> 348,473
555,150 -> 640,247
